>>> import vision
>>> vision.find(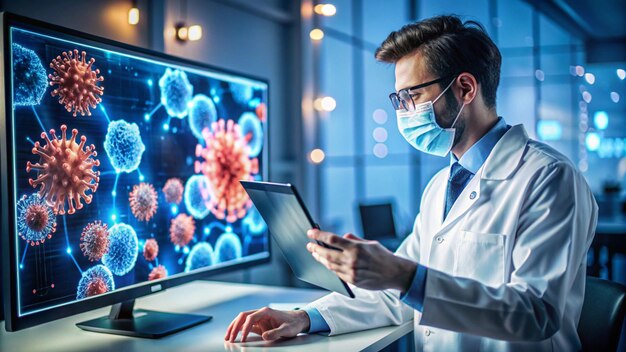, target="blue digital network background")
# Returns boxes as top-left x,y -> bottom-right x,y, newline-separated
9,26 -> 269,316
